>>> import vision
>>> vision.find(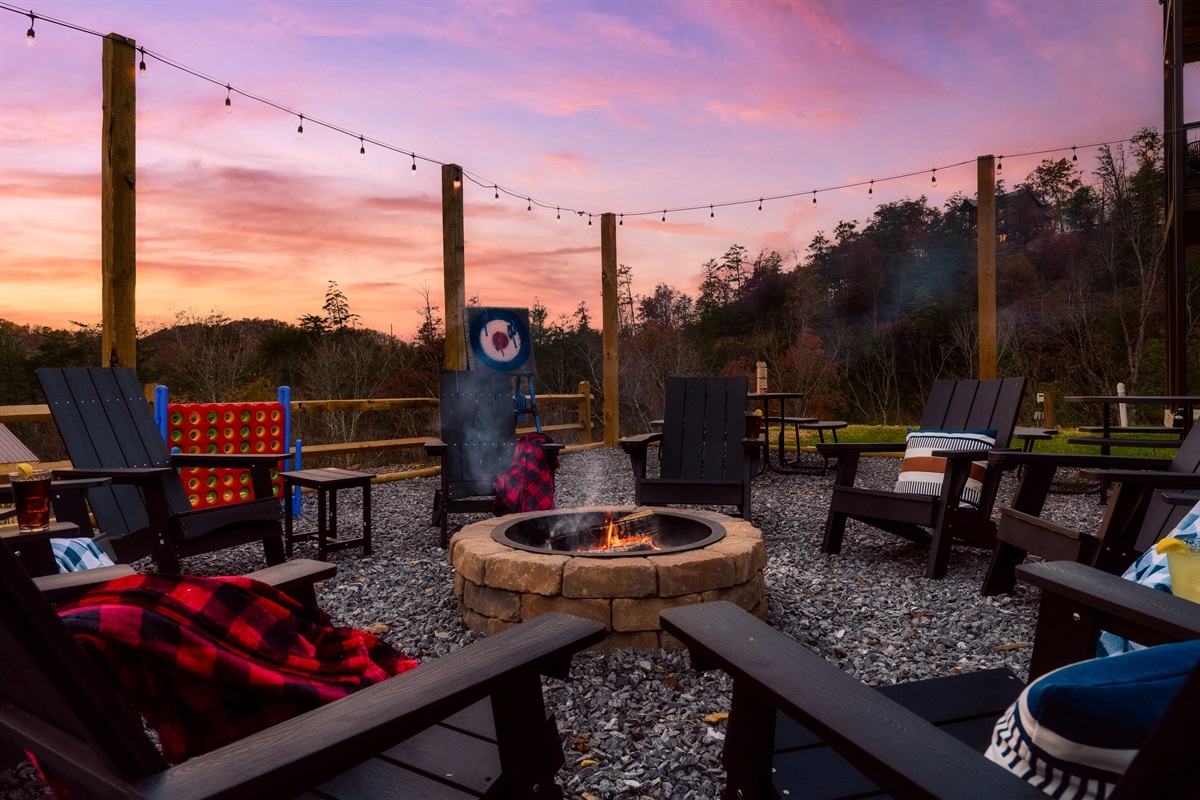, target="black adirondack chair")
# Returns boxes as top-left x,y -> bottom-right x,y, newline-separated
981,422 -> 1200,595
818,377 -> 1026,579
661,560 -> 1200,800
426,370 -> 563,548
37,366 -> 288,573
619,376 -> 759,519
0,537 -> 606,800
